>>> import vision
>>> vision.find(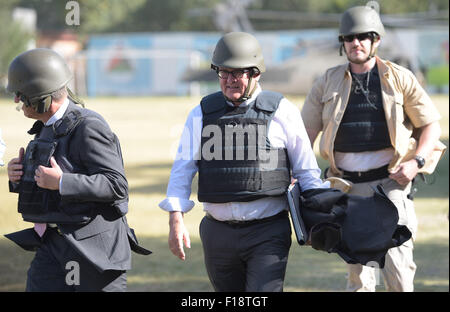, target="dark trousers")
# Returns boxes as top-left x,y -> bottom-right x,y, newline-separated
26,227 -> 126,292
199,212 -> 291,292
